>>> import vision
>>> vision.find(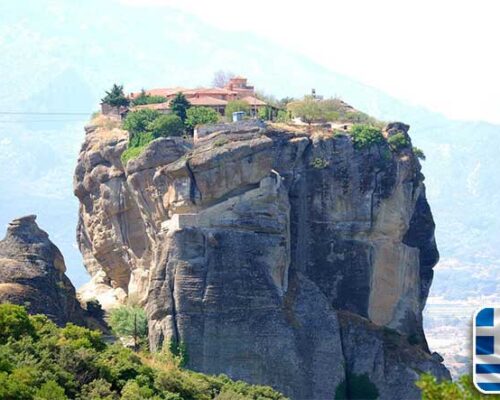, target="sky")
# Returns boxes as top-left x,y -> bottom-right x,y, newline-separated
121,0 -> 500,124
